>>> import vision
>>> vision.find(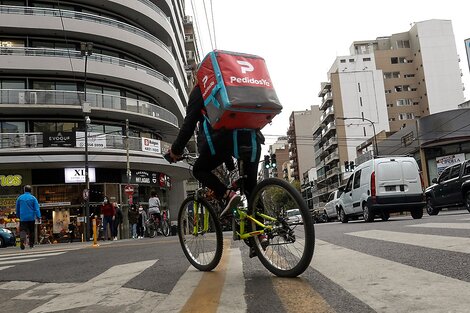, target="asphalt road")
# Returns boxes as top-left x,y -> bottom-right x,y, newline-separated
1,209 -> 469,313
